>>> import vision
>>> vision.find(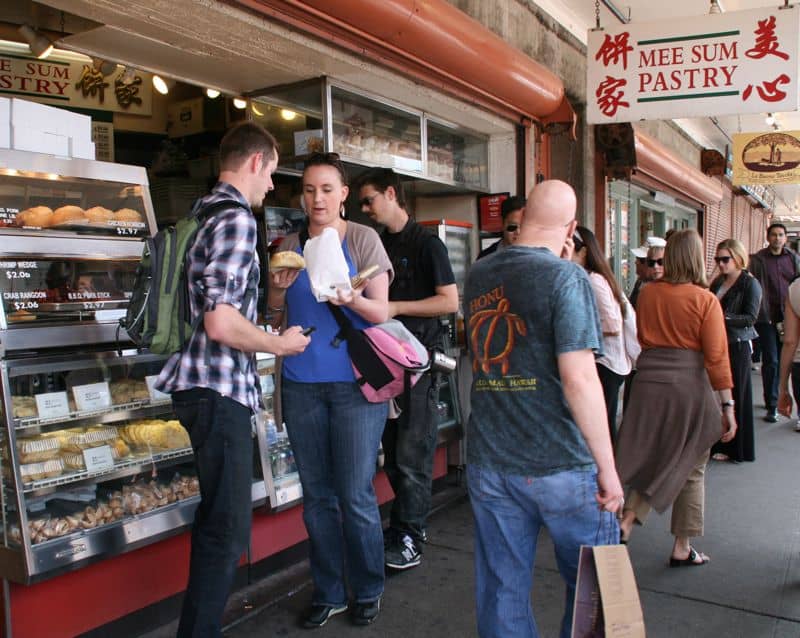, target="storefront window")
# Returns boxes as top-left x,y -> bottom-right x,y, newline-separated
426,119 -> 488,189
